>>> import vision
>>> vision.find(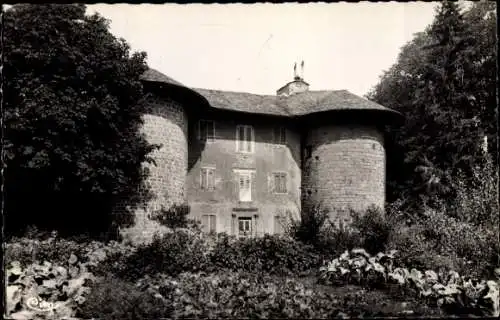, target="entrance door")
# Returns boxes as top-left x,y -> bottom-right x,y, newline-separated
238,217 -> 252,237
